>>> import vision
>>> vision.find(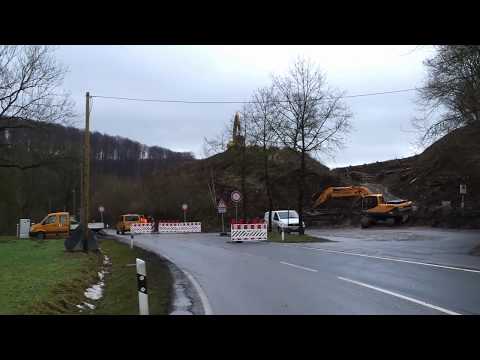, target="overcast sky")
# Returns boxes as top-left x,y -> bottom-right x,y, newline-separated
57,45 -> 436,168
